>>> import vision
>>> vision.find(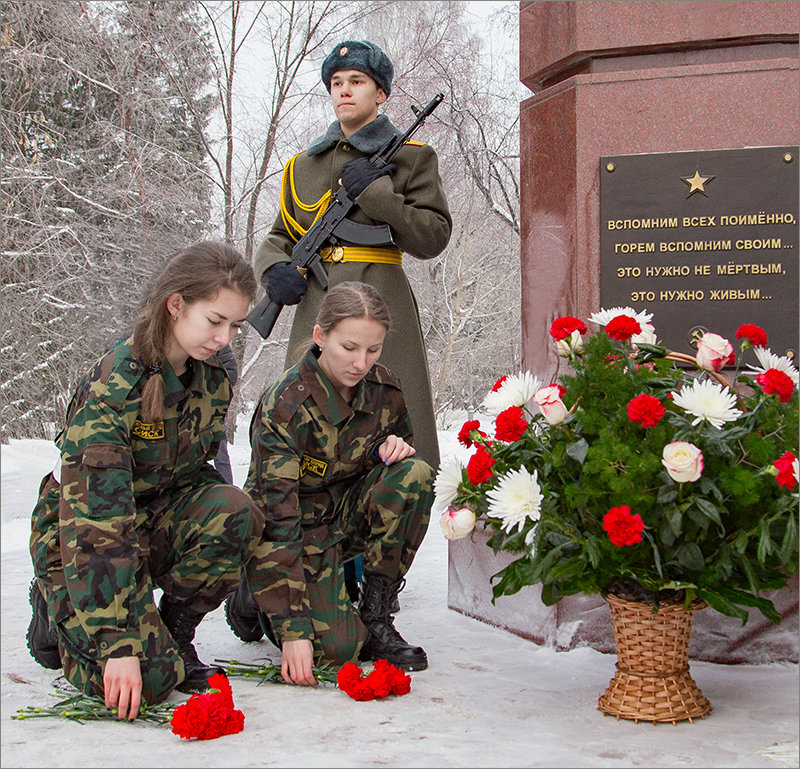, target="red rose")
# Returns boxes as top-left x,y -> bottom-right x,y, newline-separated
491,375 -> 508,392
774,451 -> 798,490
549,316 -> 588,341
735,323 -> 768,348
466,445 -> 496,485
605,315 -> 641,341
494,406 -> 528,442
602,505 -> 645,546
627,393 -> 666,428
756,369 -> 795,403
457,419 -> 486,448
